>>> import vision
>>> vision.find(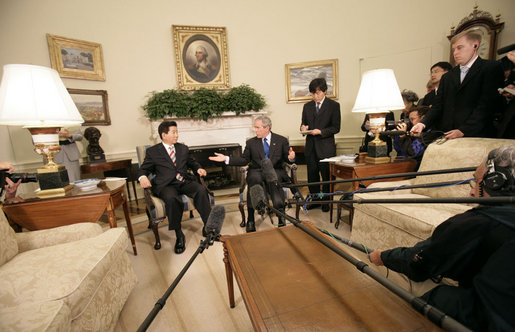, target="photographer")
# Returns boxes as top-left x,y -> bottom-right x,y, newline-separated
393,106 -> 441,166
0,162 -> 22,202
